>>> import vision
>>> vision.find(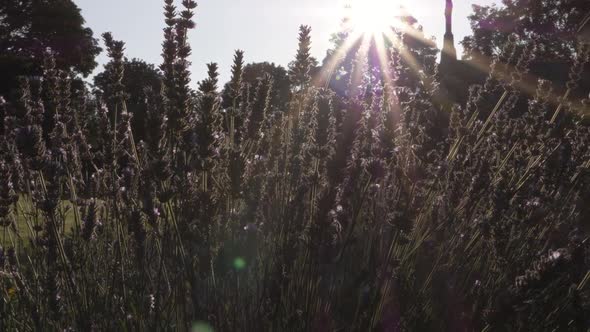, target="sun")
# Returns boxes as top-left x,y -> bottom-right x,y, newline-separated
346,0 -> 405,35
